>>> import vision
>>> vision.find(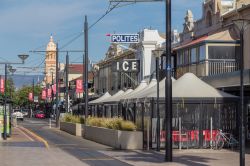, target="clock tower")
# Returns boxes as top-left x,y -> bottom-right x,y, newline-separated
45,35 -> 56,84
